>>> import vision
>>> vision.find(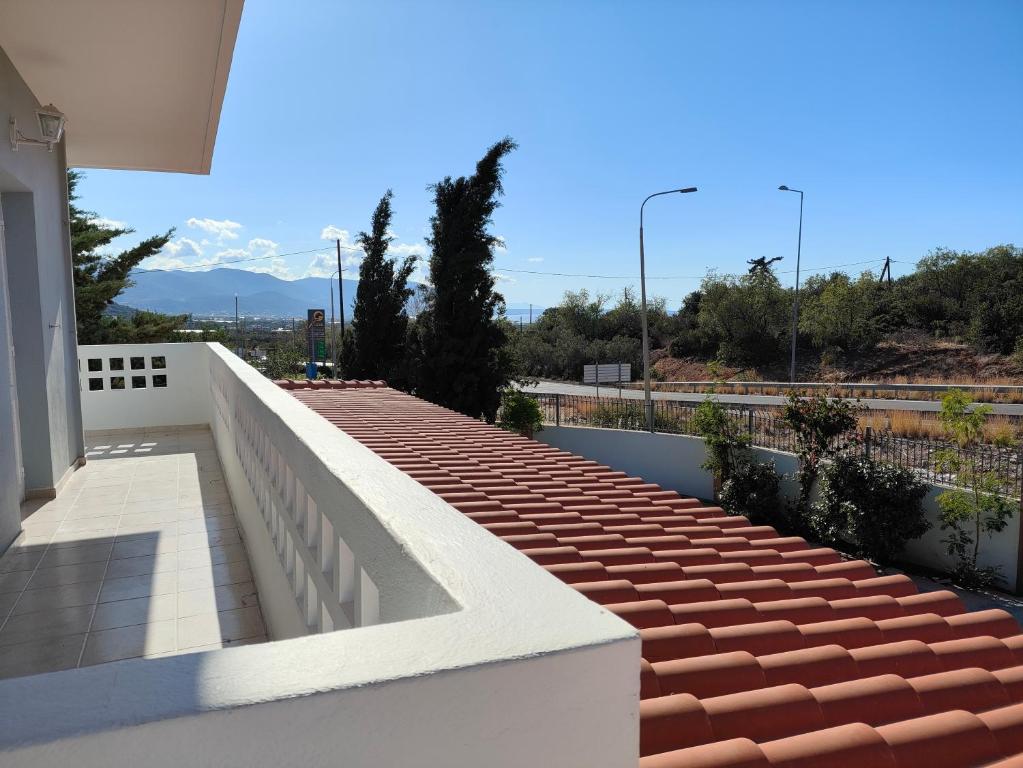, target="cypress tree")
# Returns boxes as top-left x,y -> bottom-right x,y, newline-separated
68,170 -> 185,343
348,190 -> 416,384
414,138 -> 517,421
